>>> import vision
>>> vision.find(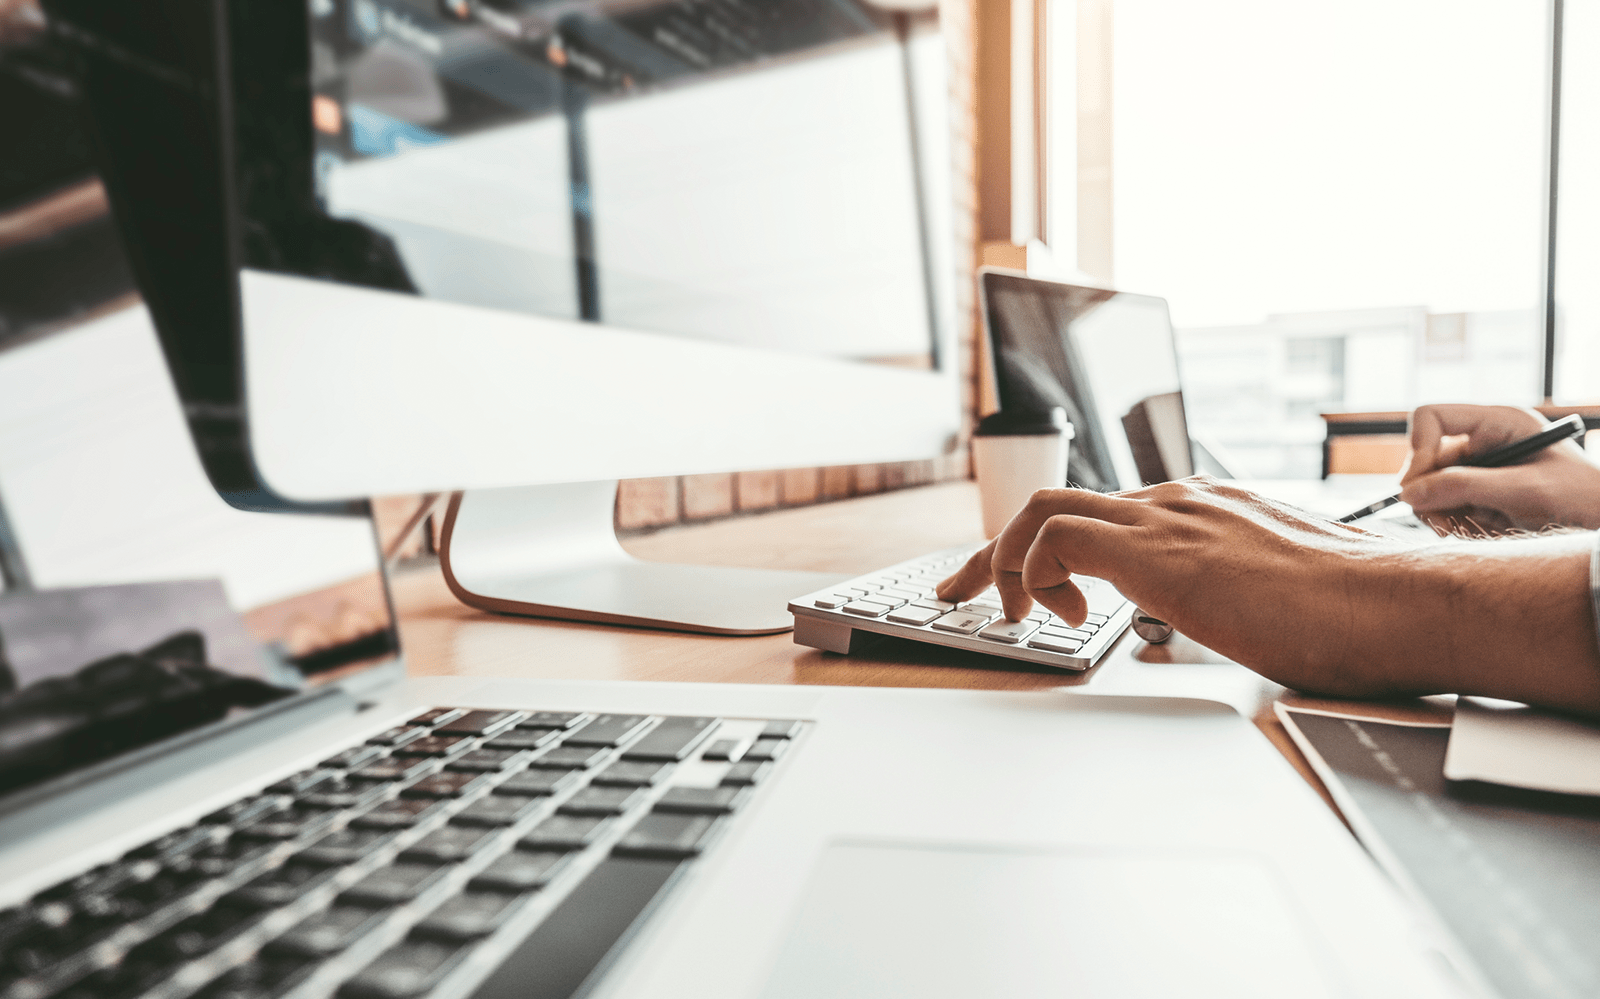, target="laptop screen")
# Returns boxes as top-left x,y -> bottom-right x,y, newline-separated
0,38 -> 399,805
0,297 -> 400,805
980,271 -> 1193,492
